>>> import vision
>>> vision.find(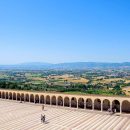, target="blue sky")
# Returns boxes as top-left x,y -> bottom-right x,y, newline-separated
0,0 -> 130,64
